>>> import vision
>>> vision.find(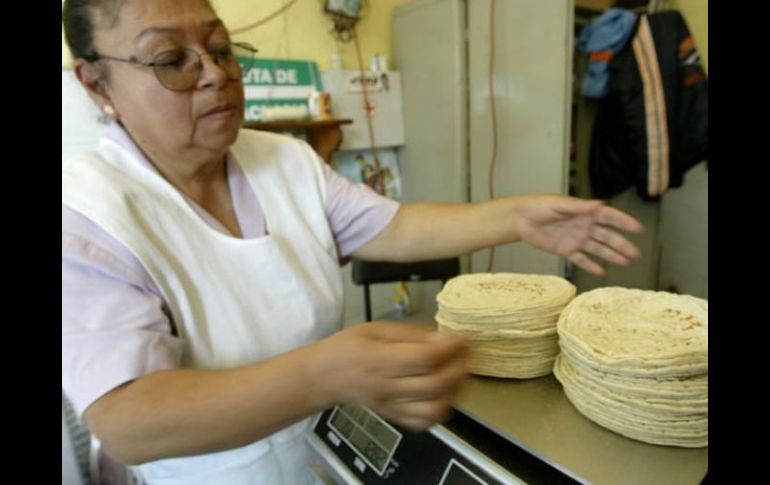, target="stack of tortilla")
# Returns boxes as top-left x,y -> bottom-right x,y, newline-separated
436,273 -> 576,378
553,287 -> 708,448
